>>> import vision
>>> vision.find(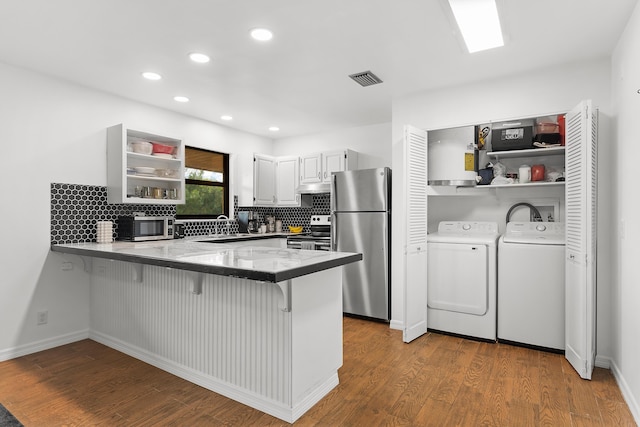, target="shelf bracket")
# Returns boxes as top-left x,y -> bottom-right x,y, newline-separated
275,280 -> 292,312
132,263 -> 143,283
79,256 -> 93,274
190,272 -> 204,295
